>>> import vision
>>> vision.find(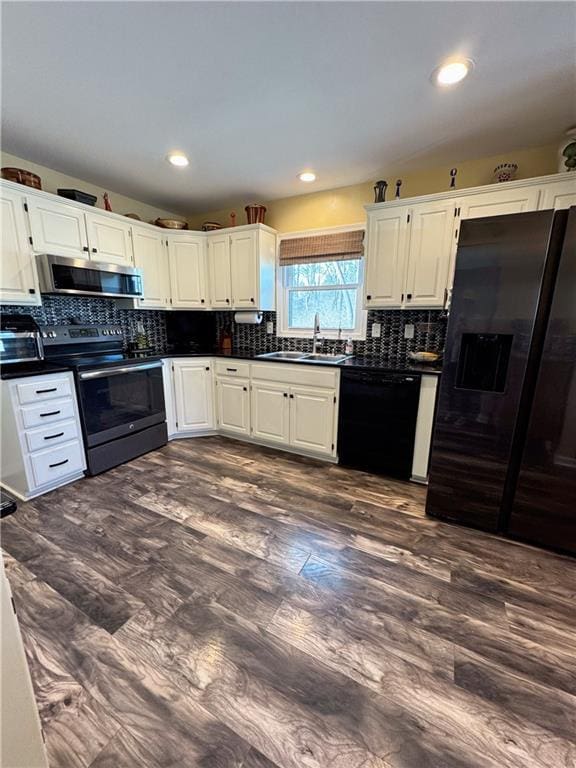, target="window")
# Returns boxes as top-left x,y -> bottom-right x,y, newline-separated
277,228 -> 367,339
